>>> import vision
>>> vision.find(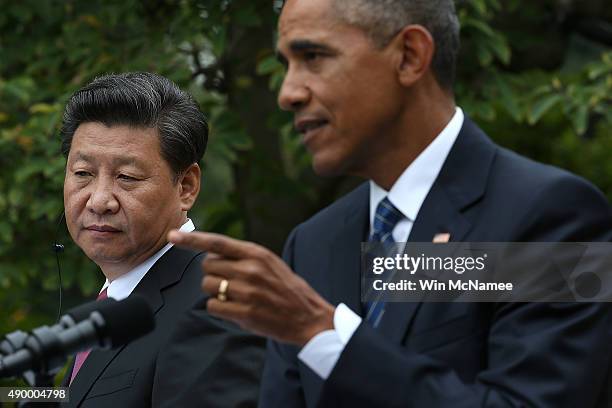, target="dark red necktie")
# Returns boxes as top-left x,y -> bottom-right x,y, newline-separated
69,288 -> 108,385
